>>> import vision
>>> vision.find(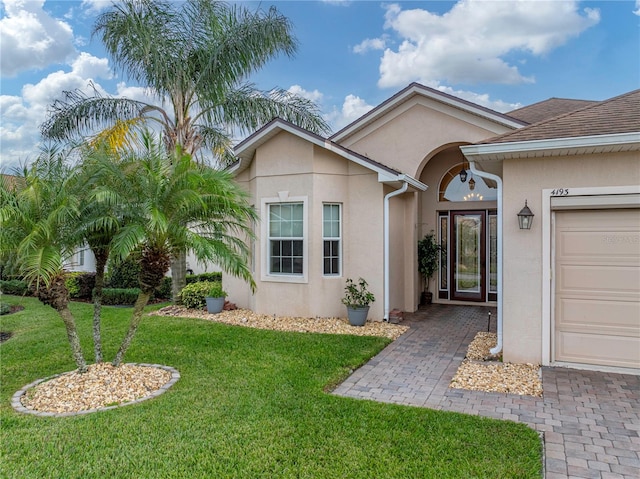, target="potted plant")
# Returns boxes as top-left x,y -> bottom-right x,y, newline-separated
341,277 -> 375,326
417,233 -> 442,305
205,282 -> 227,314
